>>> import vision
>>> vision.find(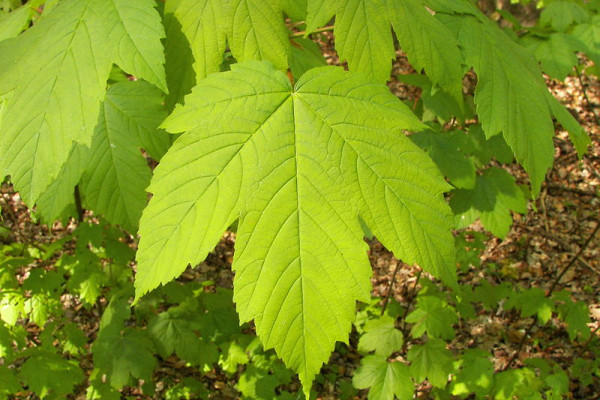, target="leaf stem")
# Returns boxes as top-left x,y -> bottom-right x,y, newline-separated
290,26 -> 334,38
74,185 -> 84,223
583,324 -> 600,348
401,269 -> 422,333
381,261 -> 401,316
547,221 -> 599,295
575,68 -> 600,127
